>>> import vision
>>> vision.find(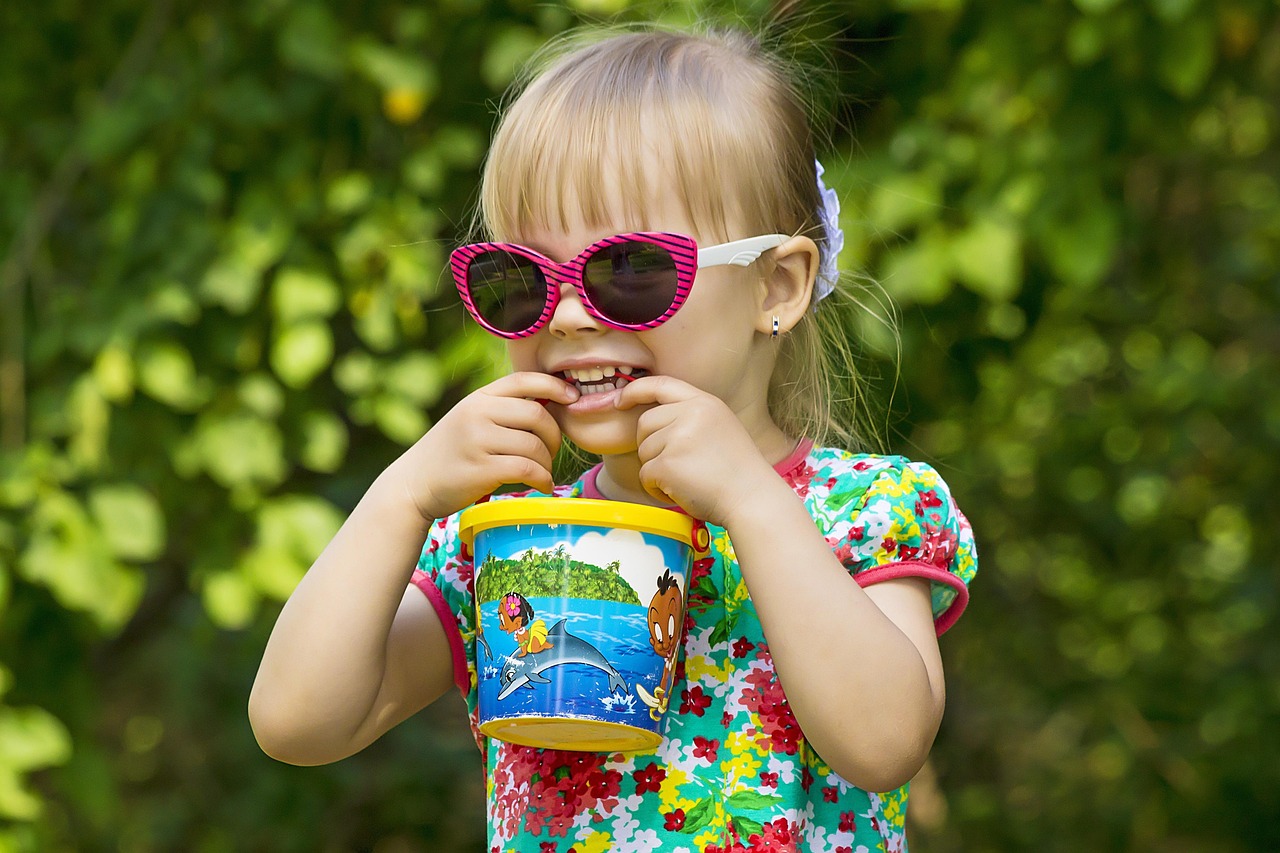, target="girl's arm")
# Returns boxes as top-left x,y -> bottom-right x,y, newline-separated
617,376 -> 945,792
722,479 -> 945,793
249,373 -> 578,765
248,471 -> 452,766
